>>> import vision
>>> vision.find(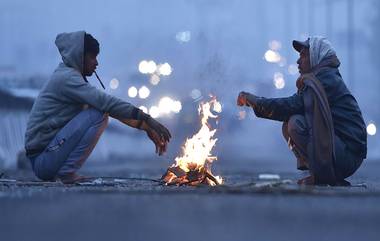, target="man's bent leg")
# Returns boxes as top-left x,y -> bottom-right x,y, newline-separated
57,111 -> 108,176
282,115 -> 309,170
32,109 -> 108,180
333,135 -> 363,181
